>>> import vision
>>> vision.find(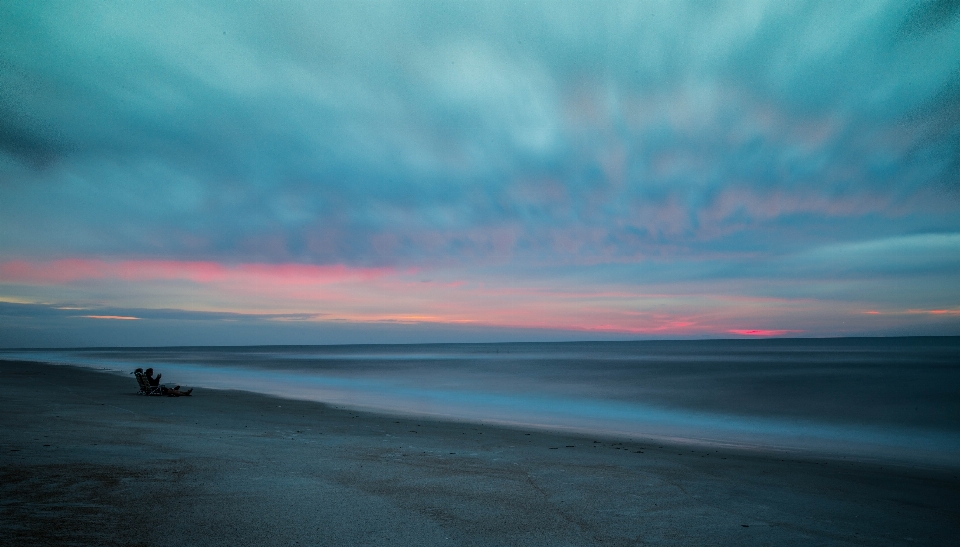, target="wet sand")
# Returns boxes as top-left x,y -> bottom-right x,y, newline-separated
2,359 -> 958,546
